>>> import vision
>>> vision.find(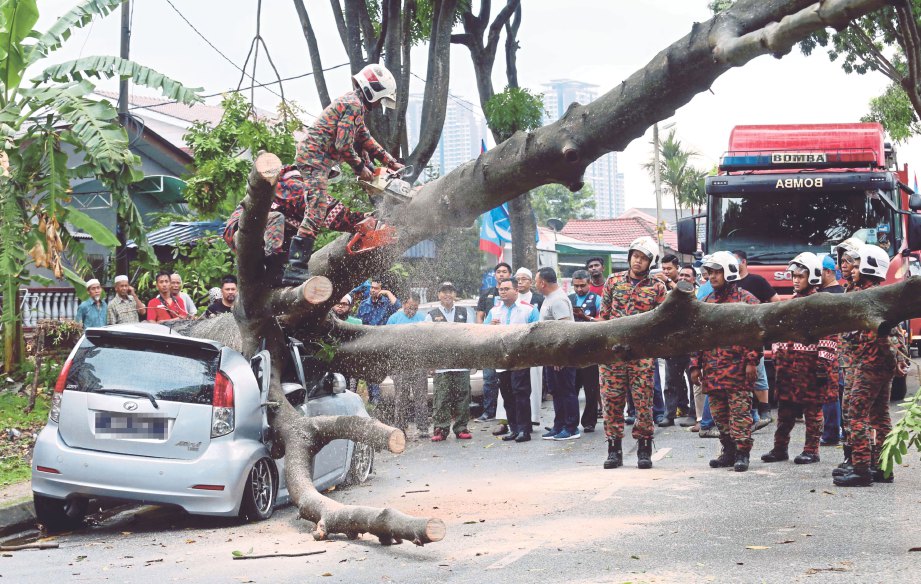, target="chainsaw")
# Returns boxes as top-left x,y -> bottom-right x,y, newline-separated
348,166 -> 416,255
358,165 -> 415,204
